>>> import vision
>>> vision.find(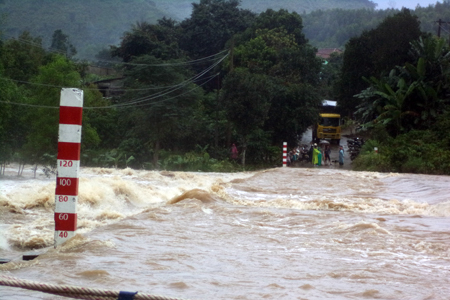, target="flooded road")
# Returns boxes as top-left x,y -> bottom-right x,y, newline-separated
1,165 -> 450,299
